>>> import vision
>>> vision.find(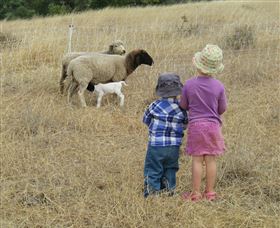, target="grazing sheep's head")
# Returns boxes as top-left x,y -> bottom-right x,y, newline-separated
133,49 -> 154,67
109,40 -> 126,55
